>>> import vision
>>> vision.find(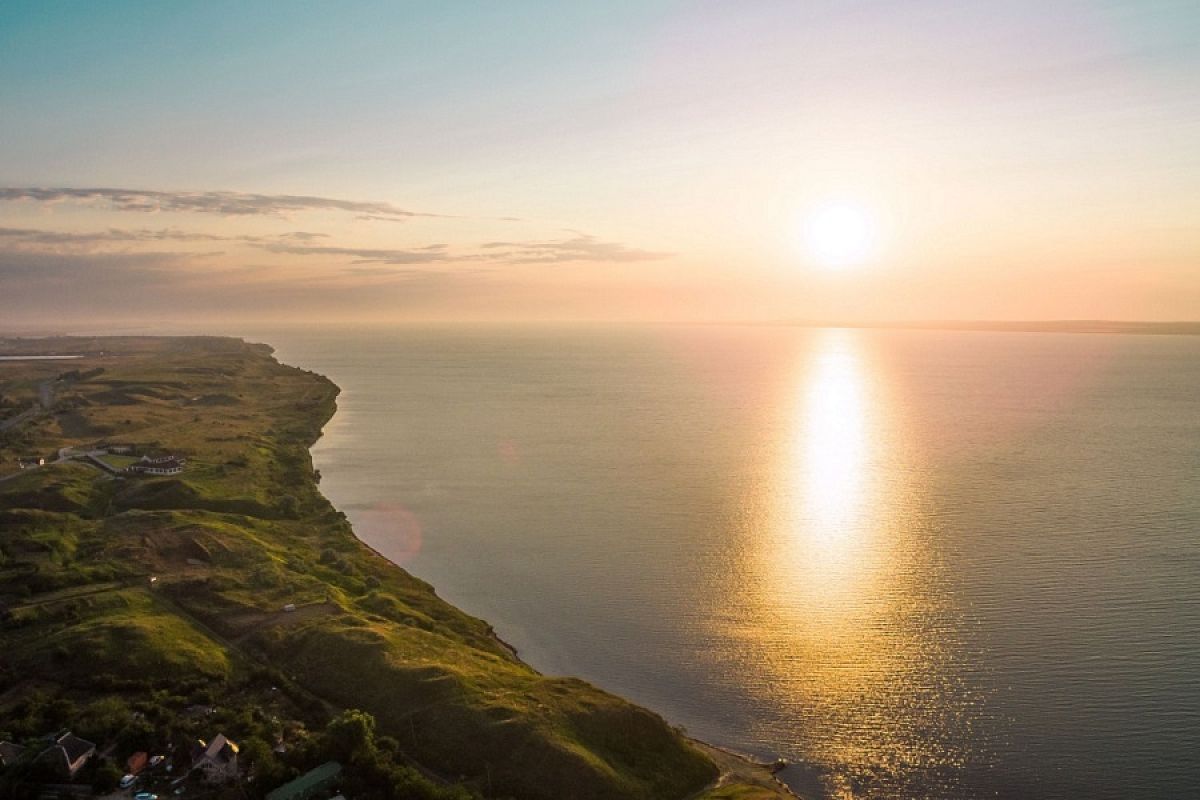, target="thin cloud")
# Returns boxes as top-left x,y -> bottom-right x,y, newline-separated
265,234 -> 670,266
0,224 -> 671,269
0,187 -> 445,221
0,225 -> 256,247
260,242 -> 458,265
0,246 -> 516,324
479,234 -> 672,264
0,226 -> 342,255
275,231 -> 329,241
